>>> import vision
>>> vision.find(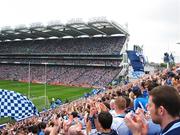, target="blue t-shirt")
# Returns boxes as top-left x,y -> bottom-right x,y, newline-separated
38,131 -> 45,135
143,90 -> 149,98
134,96 -> 148,111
